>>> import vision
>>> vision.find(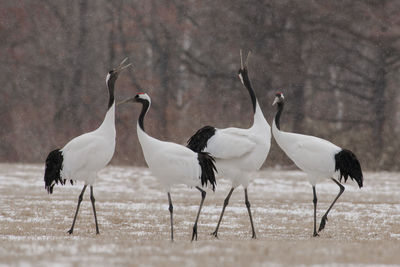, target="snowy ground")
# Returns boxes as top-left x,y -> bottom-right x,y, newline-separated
0,163 -> 399,266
